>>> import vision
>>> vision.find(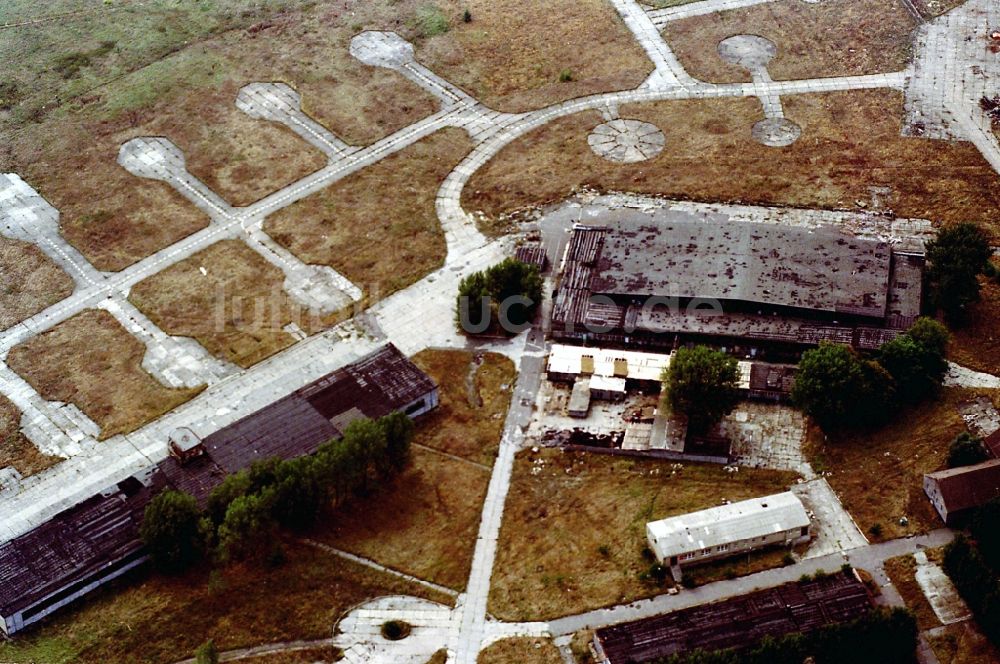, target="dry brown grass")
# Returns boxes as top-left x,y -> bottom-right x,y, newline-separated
488,449 -> 798,621
478,638 -> 563,664
464,91 -> 1000,238
416,0 -> 652,112
804,388 -> 980,543
2,3 -> 439,271
0,540 -> 449,664
928,621 -> 1000,664
884,554 -> 942,631
950,278 -> 1000,375
661,0 -> 917,84
312,446 -> 490,591
0,393 -> 62,478
6,309 -> 200,439
912,0 -> 968,18
411,348 -> 516,466
0,236 -> 75,330
128,239 -> 300,368
265,128 -> 472,299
